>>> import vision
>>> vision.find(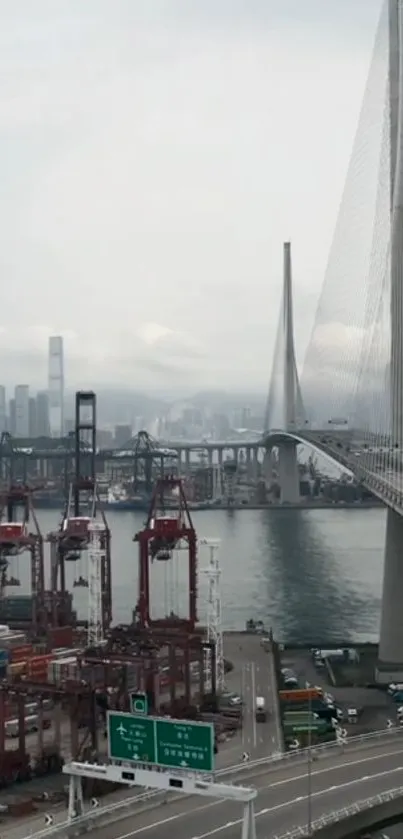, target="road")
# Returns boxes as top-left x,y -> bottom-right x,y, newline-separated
224,634 -> 282,762
10,737 -> 403,839
86,741 -> 403,839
